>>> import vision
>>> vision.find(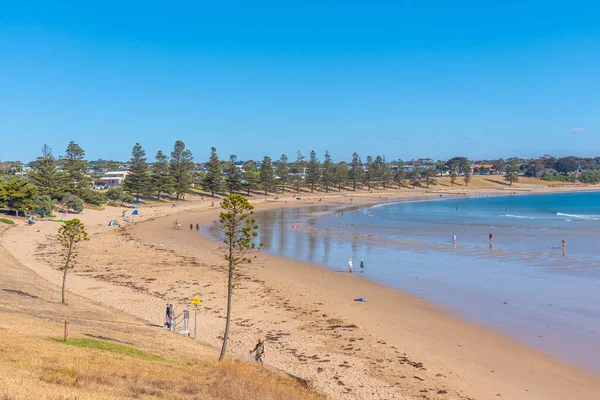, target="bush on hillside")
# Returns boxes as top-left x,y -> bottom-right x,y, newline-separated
579,171 -> 600,184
